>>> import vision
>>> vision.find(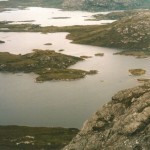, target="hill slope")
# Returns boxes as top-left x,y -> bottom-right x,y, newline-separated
68,10 -> 150,51
64,82 -> 150,150
0,0 -> 150,11
63,0 -> 150,11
